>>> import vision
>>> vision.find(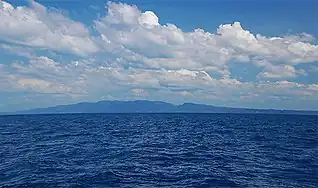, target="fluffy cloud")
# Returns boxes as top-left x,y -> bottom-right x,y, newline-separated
0,1 -> 317,111
0,0 -> 99,56
95,3 -> 318,78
